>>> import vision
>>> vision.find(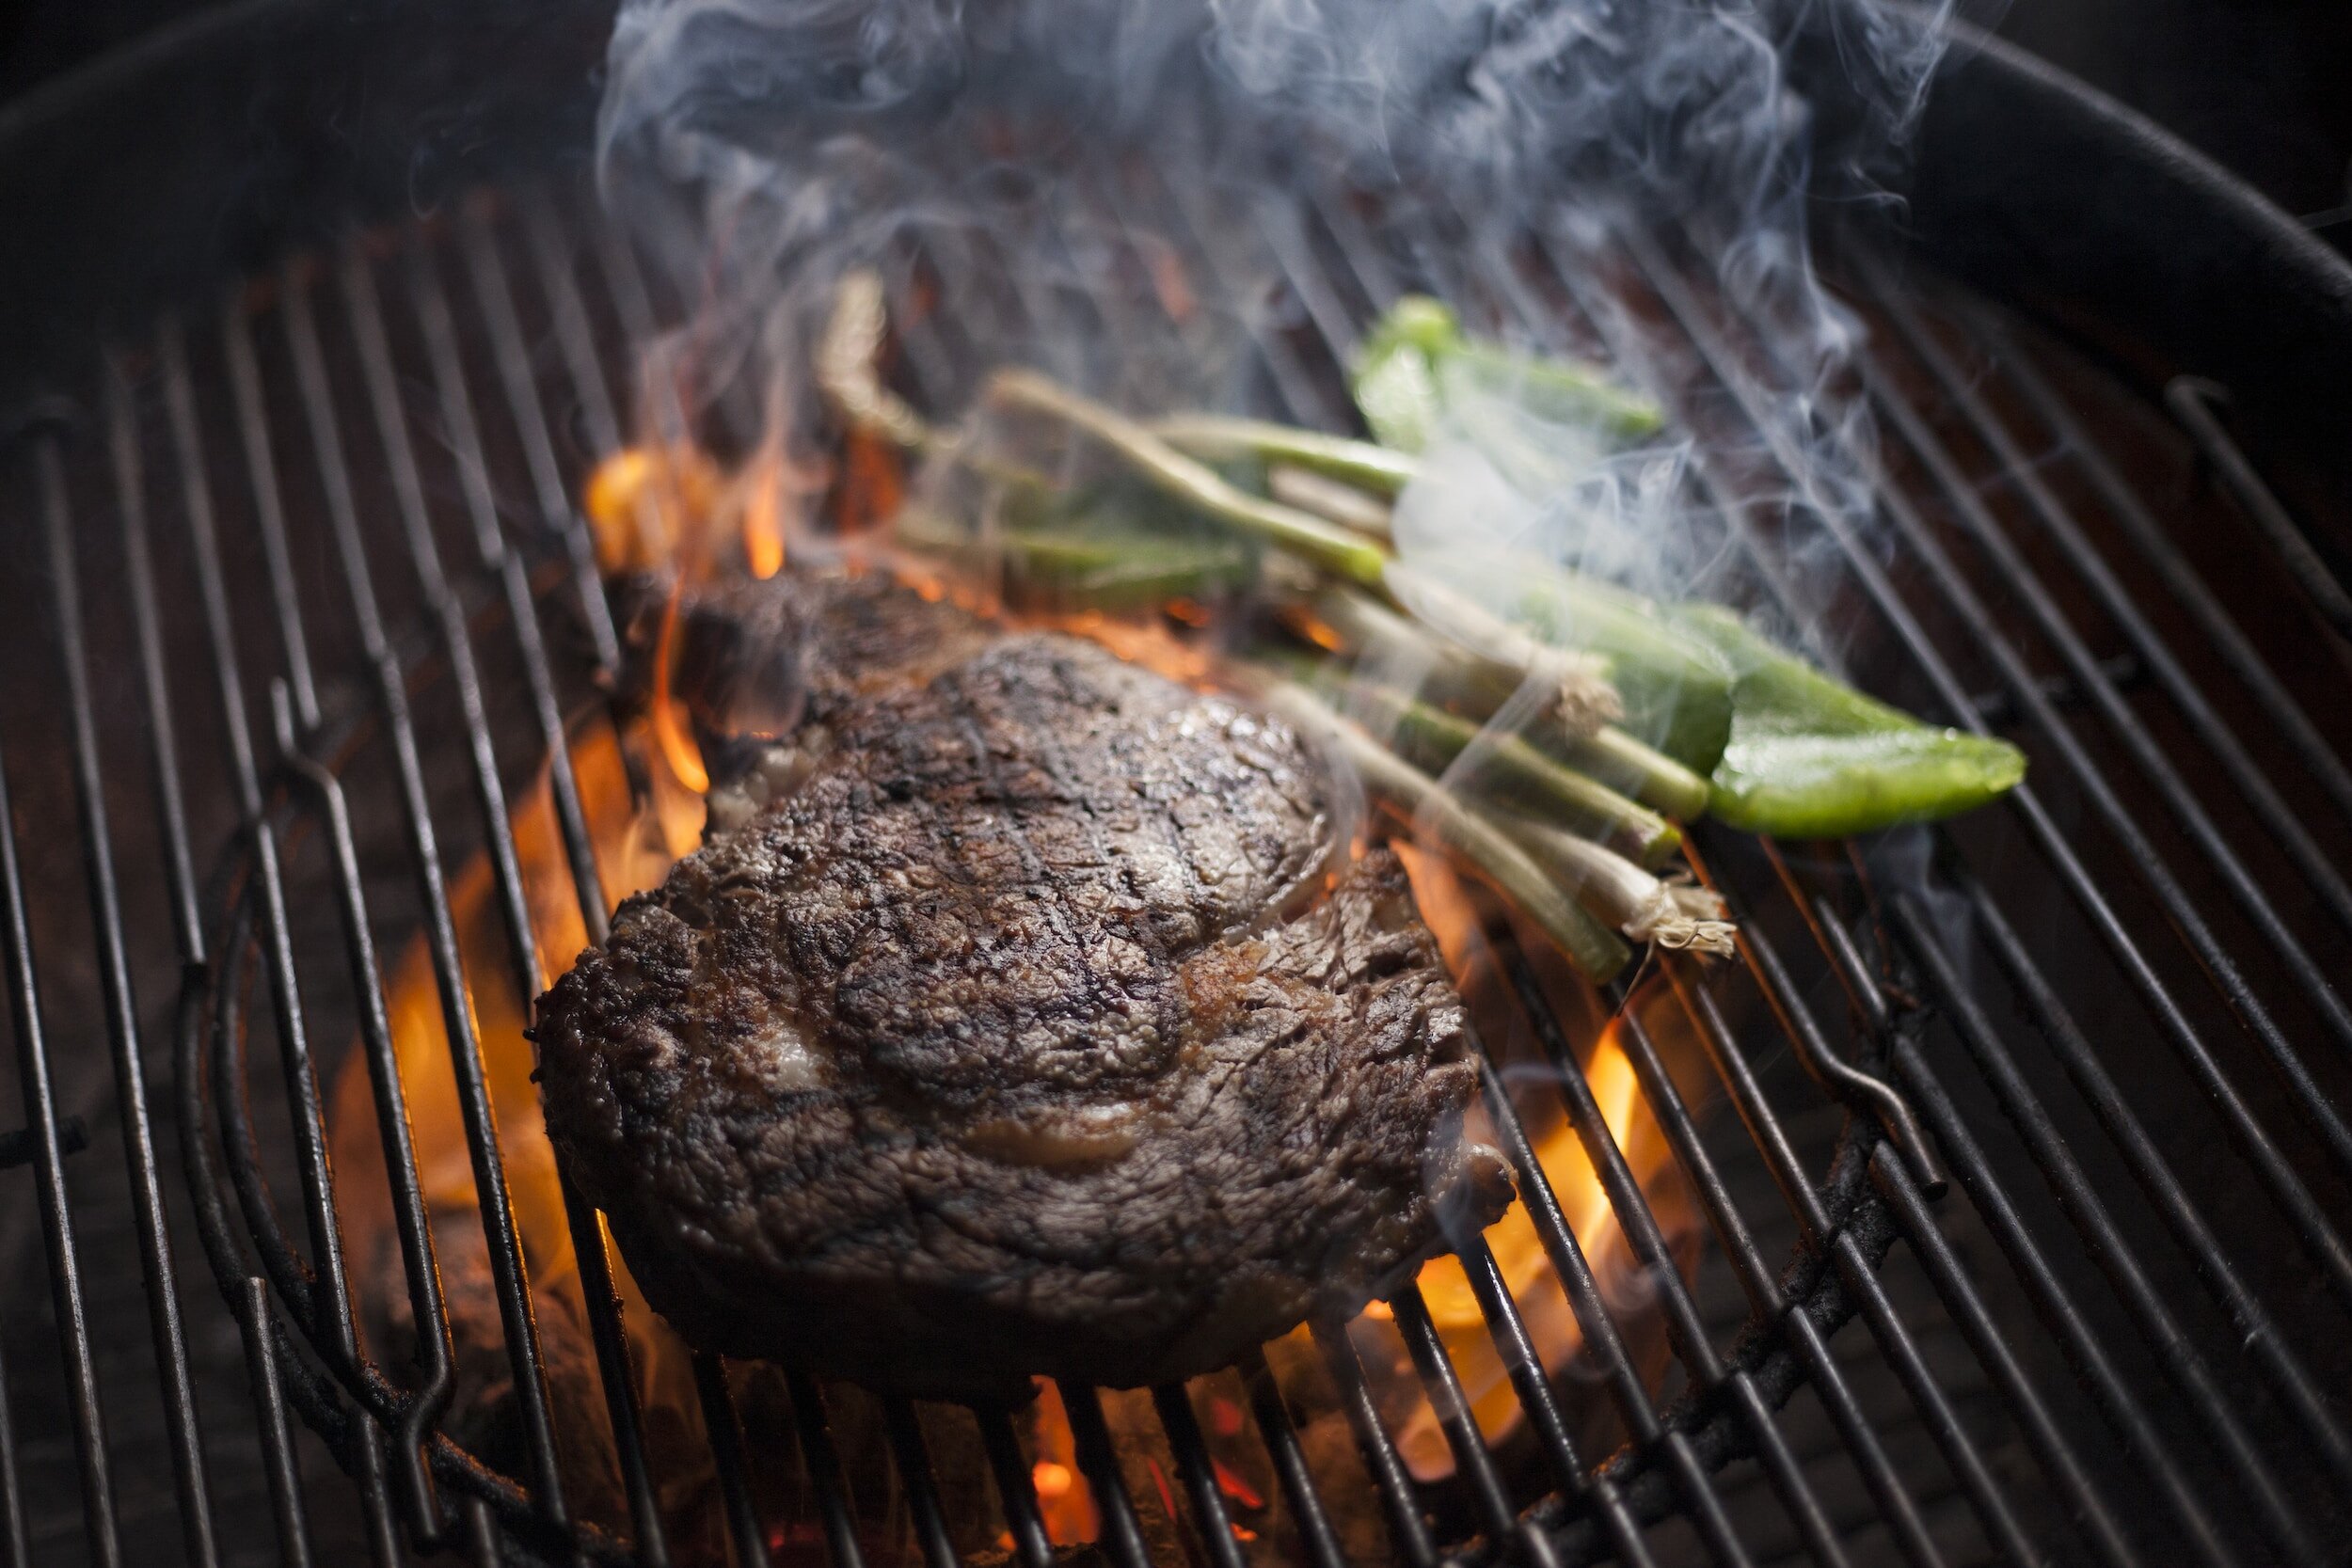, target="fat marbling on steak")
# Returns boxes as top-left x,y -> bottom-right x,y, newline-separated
533,567 -> 1512,1396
